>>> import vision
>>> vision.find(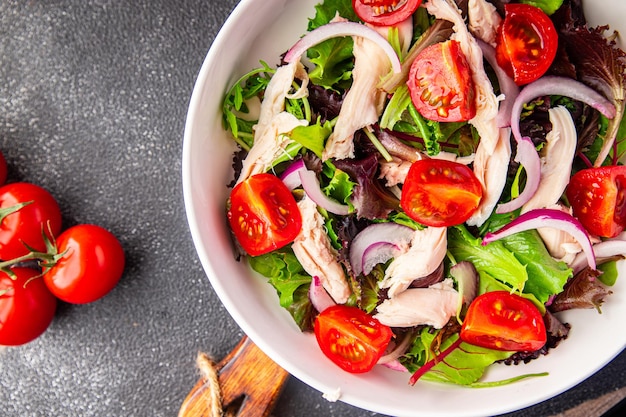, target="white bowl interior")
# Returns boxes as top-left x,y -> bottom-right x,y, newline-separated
183,1 -> 626,415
